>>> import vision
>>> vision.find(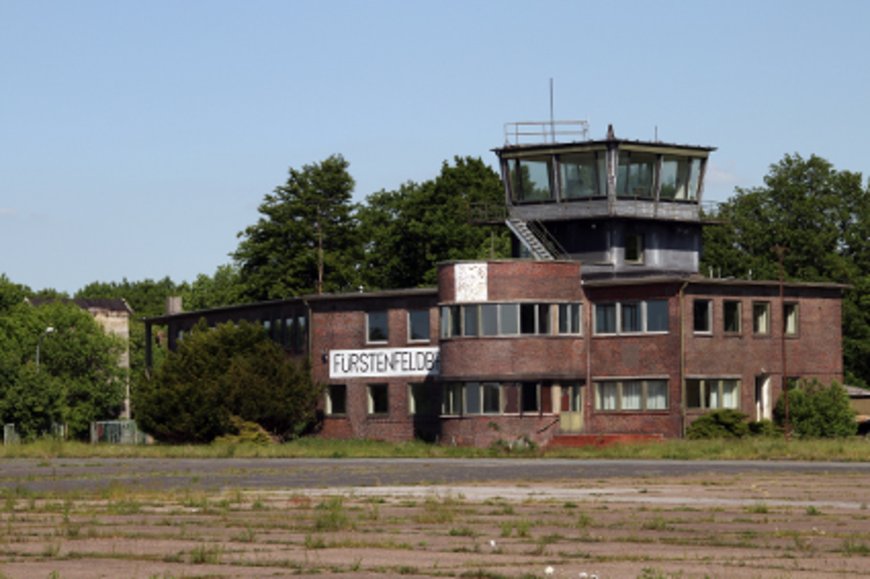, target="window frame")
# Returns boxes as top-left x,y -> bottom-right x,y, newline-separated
784,302 -> 799,337
366,311 -> 389,344
752,301 -> 771,335
685,378 -> 741,410
325,384 -> 347,416
594,300 -> 670,336
723,300 -> 742,334
593,378 -> 670,412
366,383 -> 389,415
407,309 -> 431,343
624,232 -> 645,264
693,299 -> 712,334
